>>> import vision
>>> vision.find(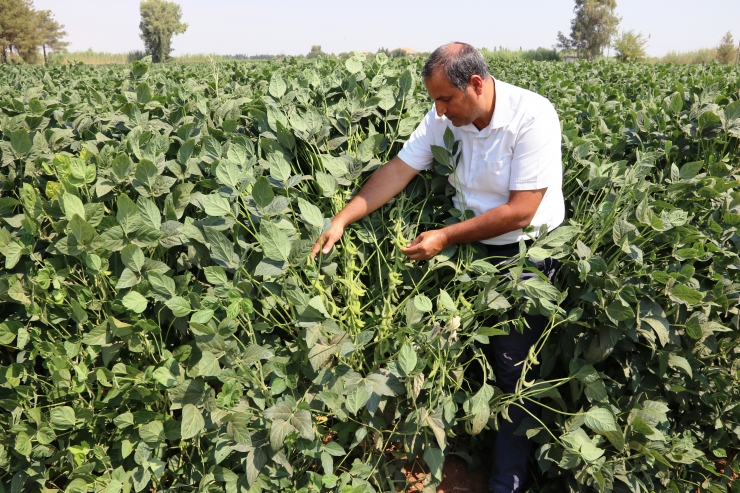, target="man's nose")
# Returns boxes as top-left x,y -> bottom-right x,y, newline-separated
436,103 -> 445,117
